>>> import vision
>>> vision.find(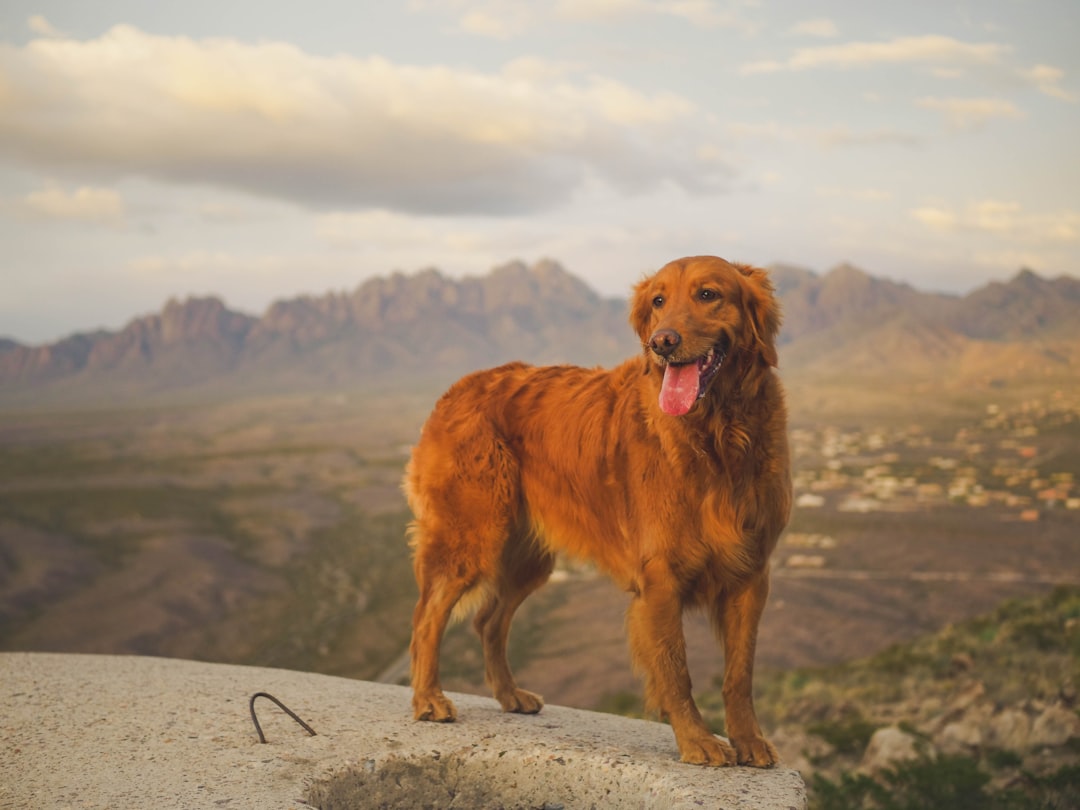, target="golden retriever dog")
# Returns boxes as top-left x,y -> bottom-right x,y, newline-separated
404,255 -> 790,767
